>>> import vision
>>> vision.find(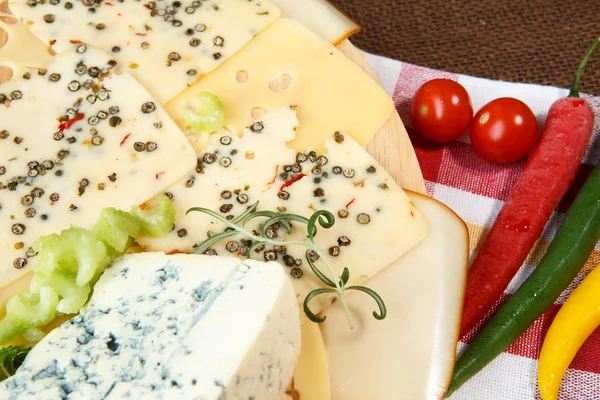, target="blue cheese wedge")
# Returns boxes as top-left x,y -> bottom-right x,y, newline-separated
0,253 -> 301,399
8,0 -> 280,104
137,106 -> 427,315
0,45 -> 196,290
